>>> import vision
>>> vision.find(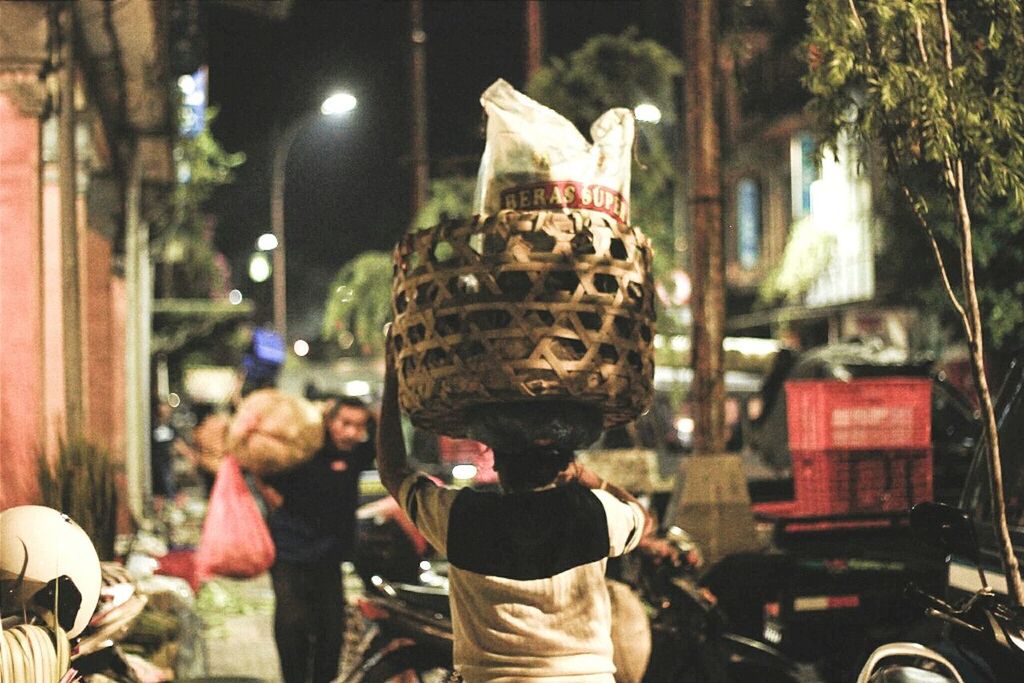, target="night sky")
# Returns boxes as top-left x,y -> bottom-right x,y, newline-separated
204,0 -> 680,338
